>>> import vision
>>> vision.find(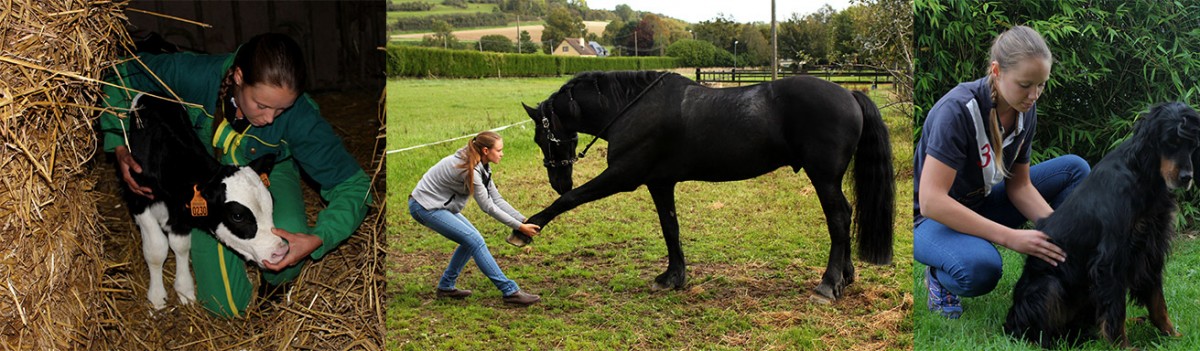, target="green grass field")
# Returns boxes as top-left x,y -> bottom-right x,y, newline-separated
386,76 -> 914,349
913,235 -> 1200,350
387,3 -> 499,20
